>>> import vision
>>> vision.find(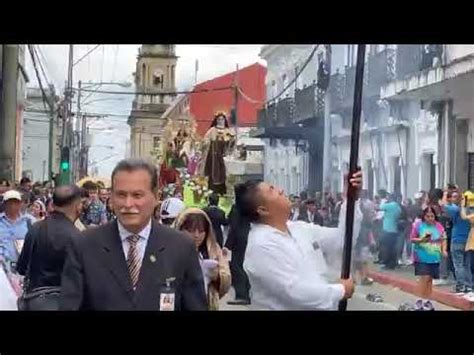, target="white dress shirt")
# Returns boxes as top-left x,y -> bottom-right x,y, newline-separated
290,208 -> 300,222
117,219 -> 152,265
244,201 -> 362,310
0,266 -> 17,310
